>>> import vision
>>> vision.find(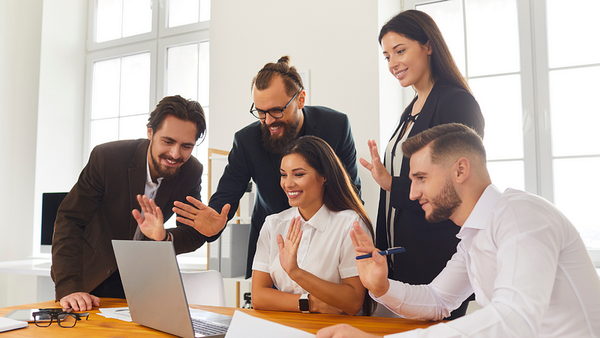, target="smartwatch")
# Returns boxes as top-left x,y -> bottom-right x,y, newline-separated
298,293 -> 310,313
